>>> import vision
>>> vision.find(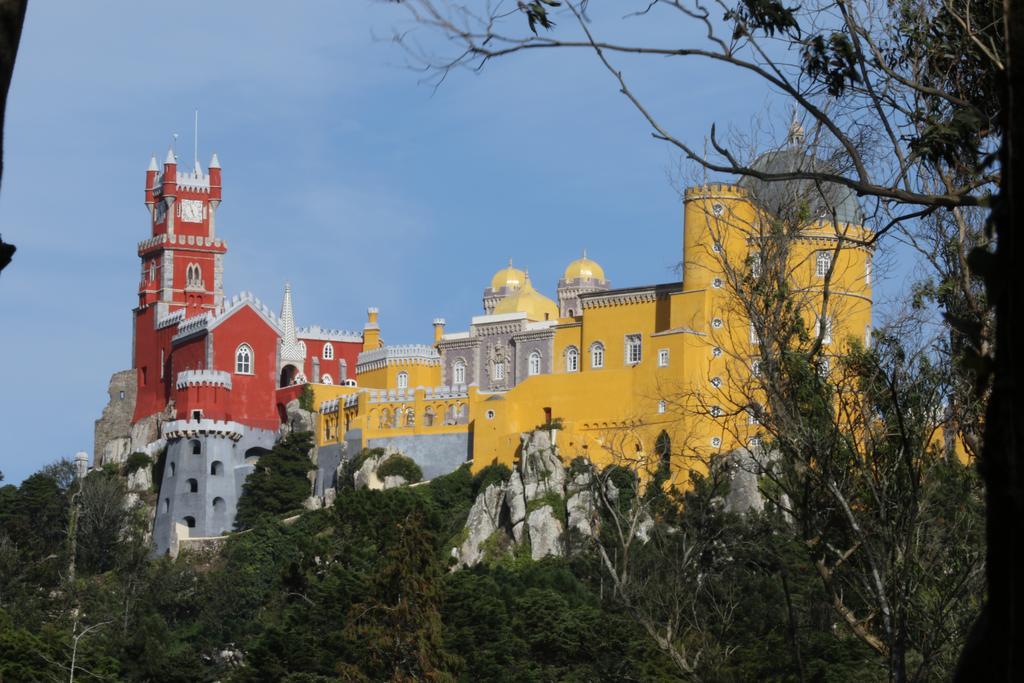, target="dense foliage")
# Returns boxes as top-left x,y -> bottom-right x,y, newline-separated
0,441 -> 983,681
234,431 -> 315,530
